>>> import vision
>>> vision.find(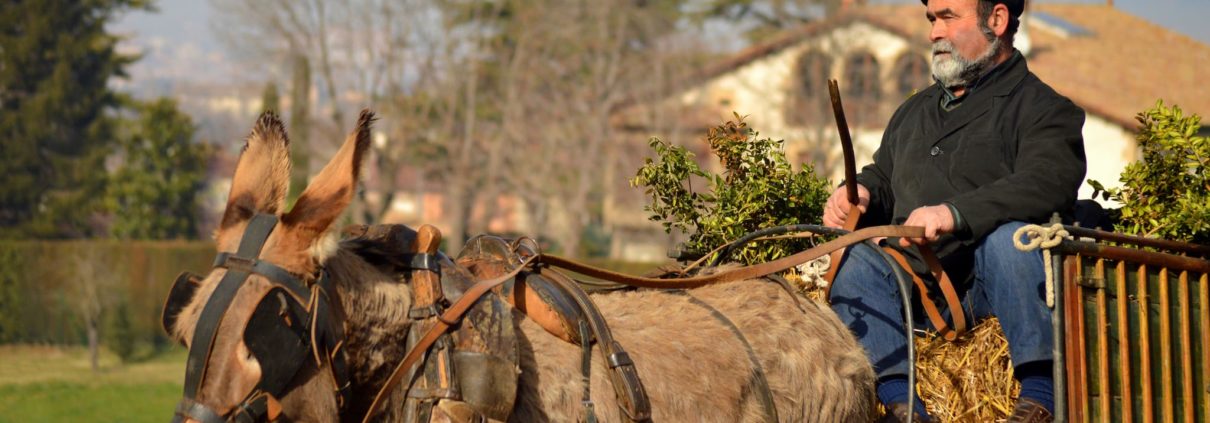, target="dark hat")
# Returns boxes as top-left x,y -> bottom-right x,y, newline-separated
921,0 -> 1025,18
